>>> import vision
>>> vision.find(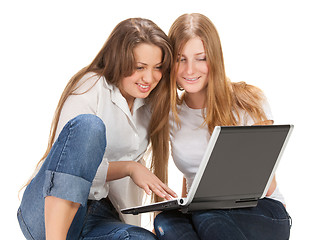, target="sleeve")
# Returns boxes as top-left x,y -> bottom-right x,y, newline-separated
88,157 -> 110,200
